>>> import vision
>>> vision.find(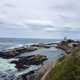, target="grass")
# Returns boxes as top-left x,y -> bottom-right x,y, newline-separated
46,50 -> 80,80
